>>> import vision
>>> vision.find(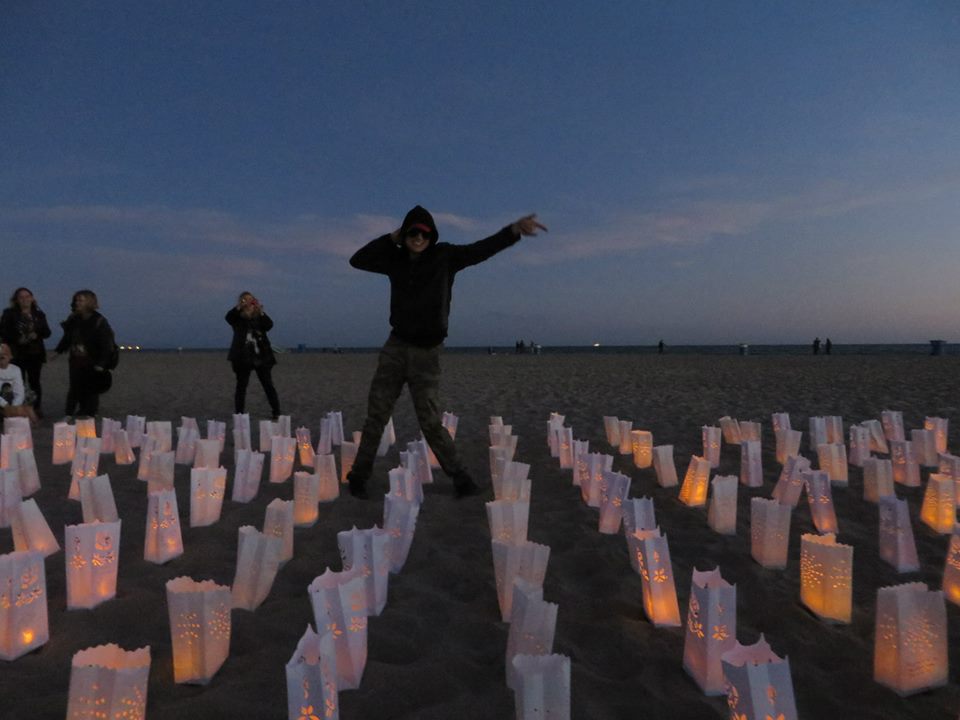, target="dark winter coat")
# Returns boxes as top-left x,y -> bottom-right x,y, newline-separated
0,307 -> 52,363
55,311 -> 113,370
226,307 -> 277,369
